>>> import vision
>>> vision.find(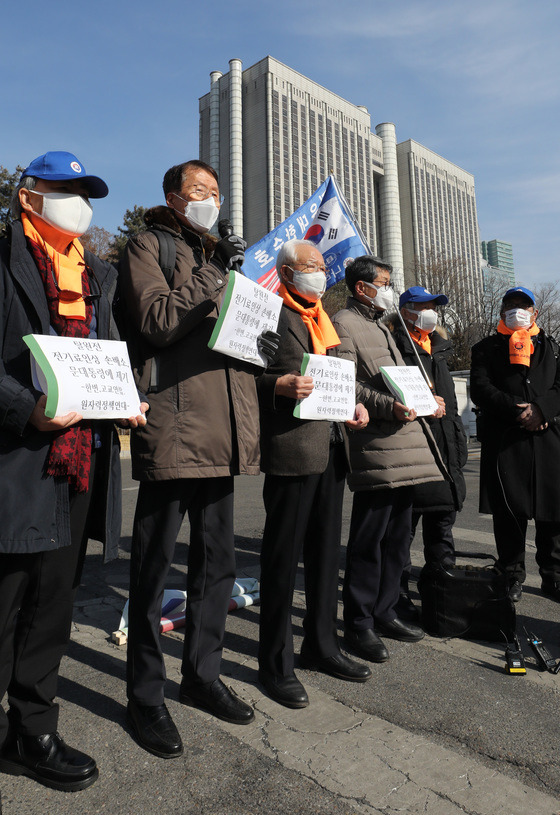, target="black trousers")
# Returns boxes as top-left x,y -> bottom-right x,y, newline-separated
258,444 -> 346,678
0,462 -> 96,745
343,486 -> 413,630
401,509 -> 457,584
492,506 -> 560,584
126,477 -> 235,705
